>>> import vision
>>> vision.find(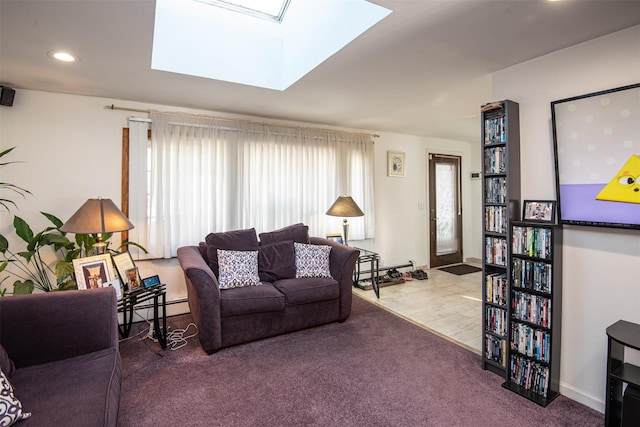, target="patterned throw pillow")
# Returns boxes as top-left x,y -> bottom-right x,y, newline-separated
294,242 -> 332,278
217,249 -> 261,289
0,369 -> 31,426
